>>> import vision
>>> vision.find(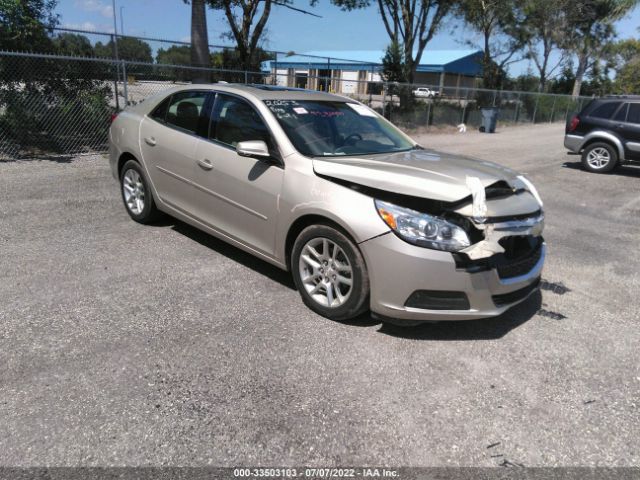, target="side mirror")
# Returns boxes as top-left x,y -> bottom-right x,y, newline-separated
236,140 -> 271,159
